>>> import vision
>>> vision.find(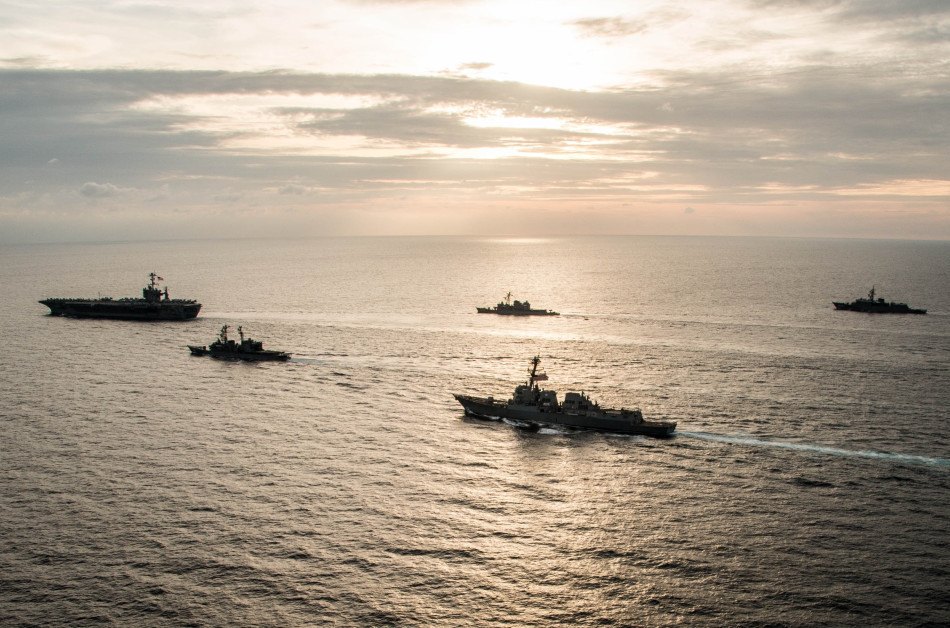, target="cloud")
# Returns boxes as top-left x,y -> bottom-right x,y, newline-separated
1,56 -> 48,67
278,184 -> 309,195
79,182 -> 126,198
0,67 -> 944,193
573,8 -> 687,39
573,17 -> 651,38
458,62 -> 493,72
745,0 -> 950,45
0,59 -> 947,241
